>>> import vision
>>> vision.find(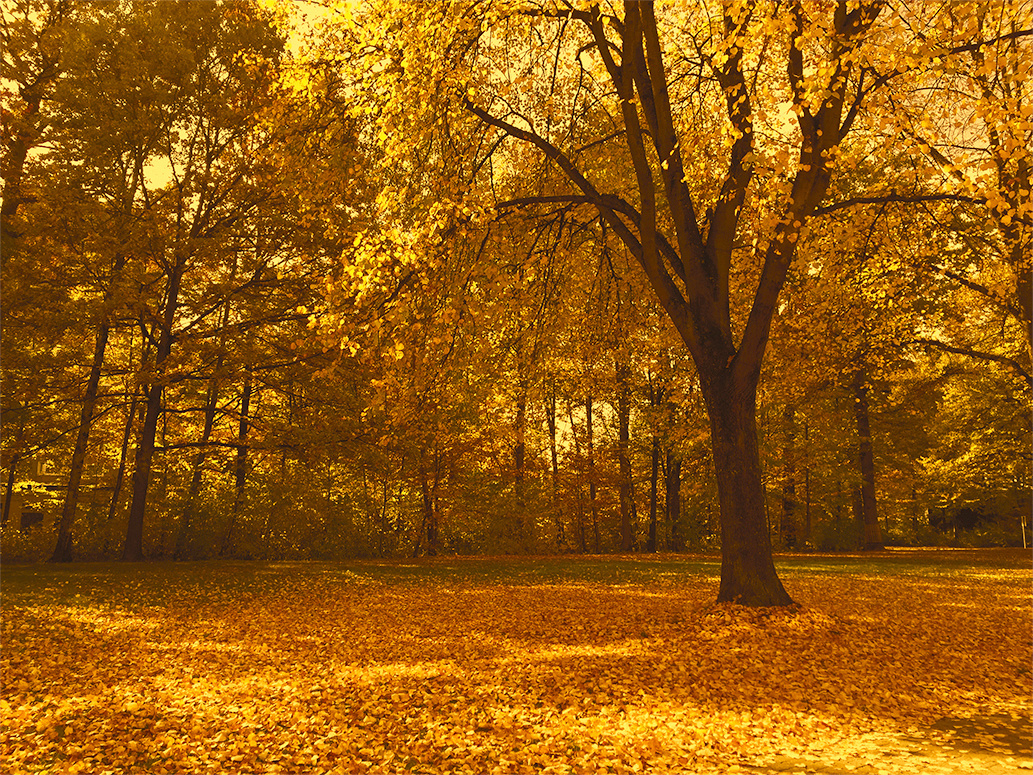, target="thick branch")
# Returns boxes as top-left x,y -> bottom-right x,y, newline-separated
464,98 -> 701,356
